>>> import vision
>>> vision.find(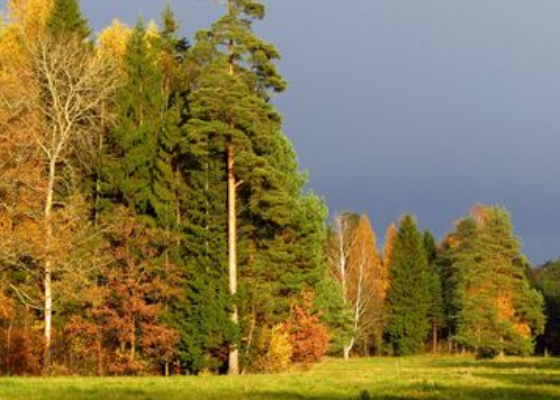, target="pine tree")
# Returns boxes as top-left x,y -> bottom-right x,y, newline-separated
386,215 -> 432,356
450,205 -> 545,357
184,0 -> 324,374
